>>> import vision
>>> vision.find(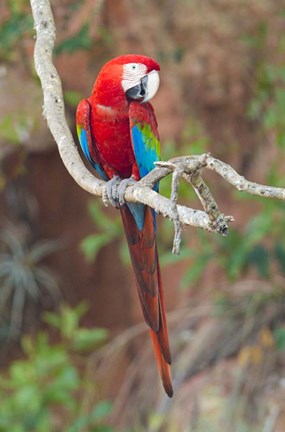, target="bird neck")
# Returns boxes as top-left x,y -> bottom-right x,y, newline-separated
92,74 -> 128,110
